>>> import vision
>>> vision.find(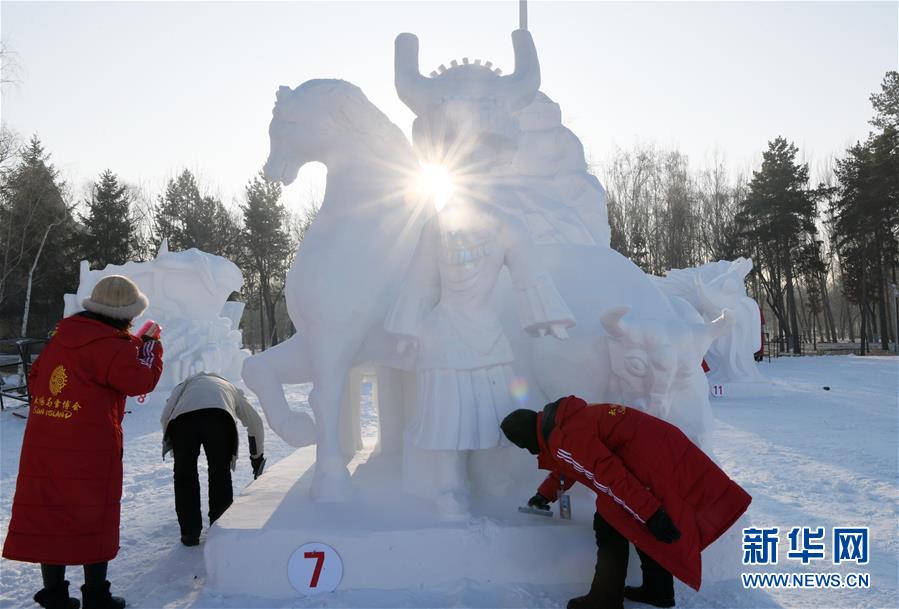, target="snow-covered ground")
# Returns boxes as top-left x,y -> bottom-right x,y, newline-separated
1,355 -> 897,608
